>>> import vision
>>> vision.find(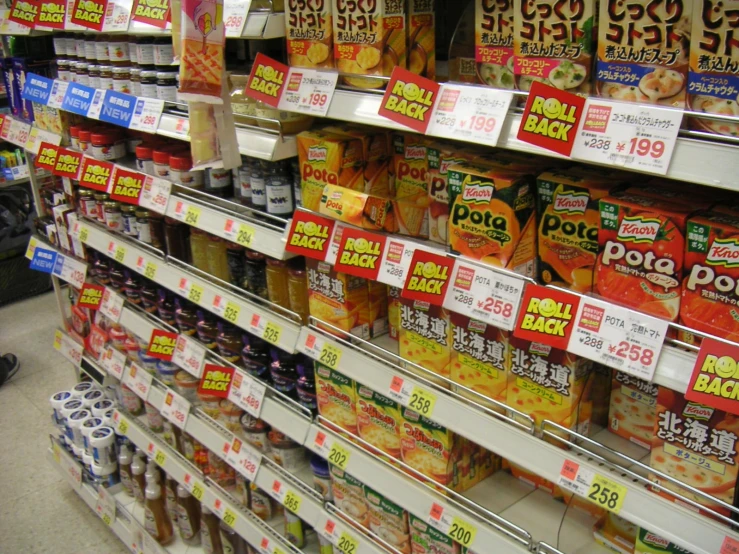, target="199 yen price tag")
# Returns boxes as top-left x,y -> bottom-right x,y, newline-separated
427,84 -> 513,146
442,259 -> 524,331
571,99 -> 682,175
278,67 -> 339,117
